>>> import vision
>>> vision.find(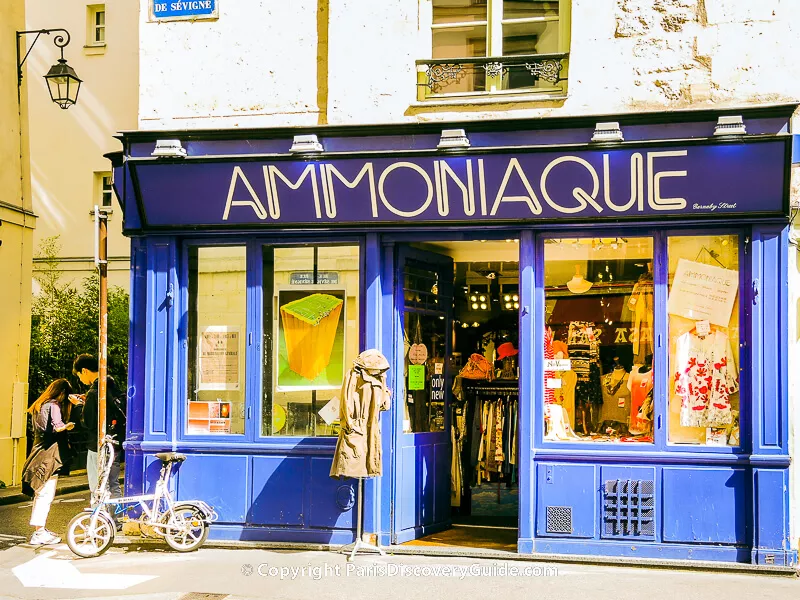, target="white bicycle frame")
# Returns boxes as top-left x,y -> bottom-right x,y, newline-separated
89,436 -> 217,536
